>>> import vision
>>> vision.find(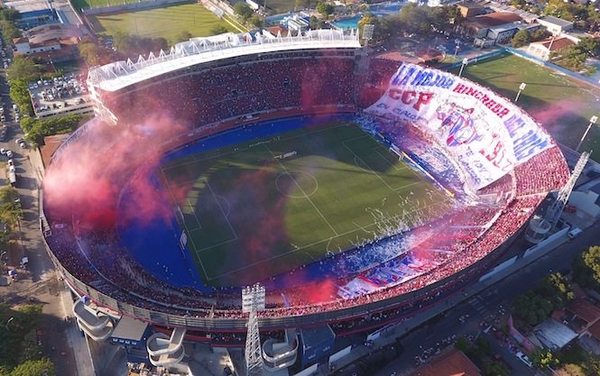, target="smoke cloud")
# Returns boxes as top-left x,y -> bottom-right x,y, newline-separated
44,114 -> 190,232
